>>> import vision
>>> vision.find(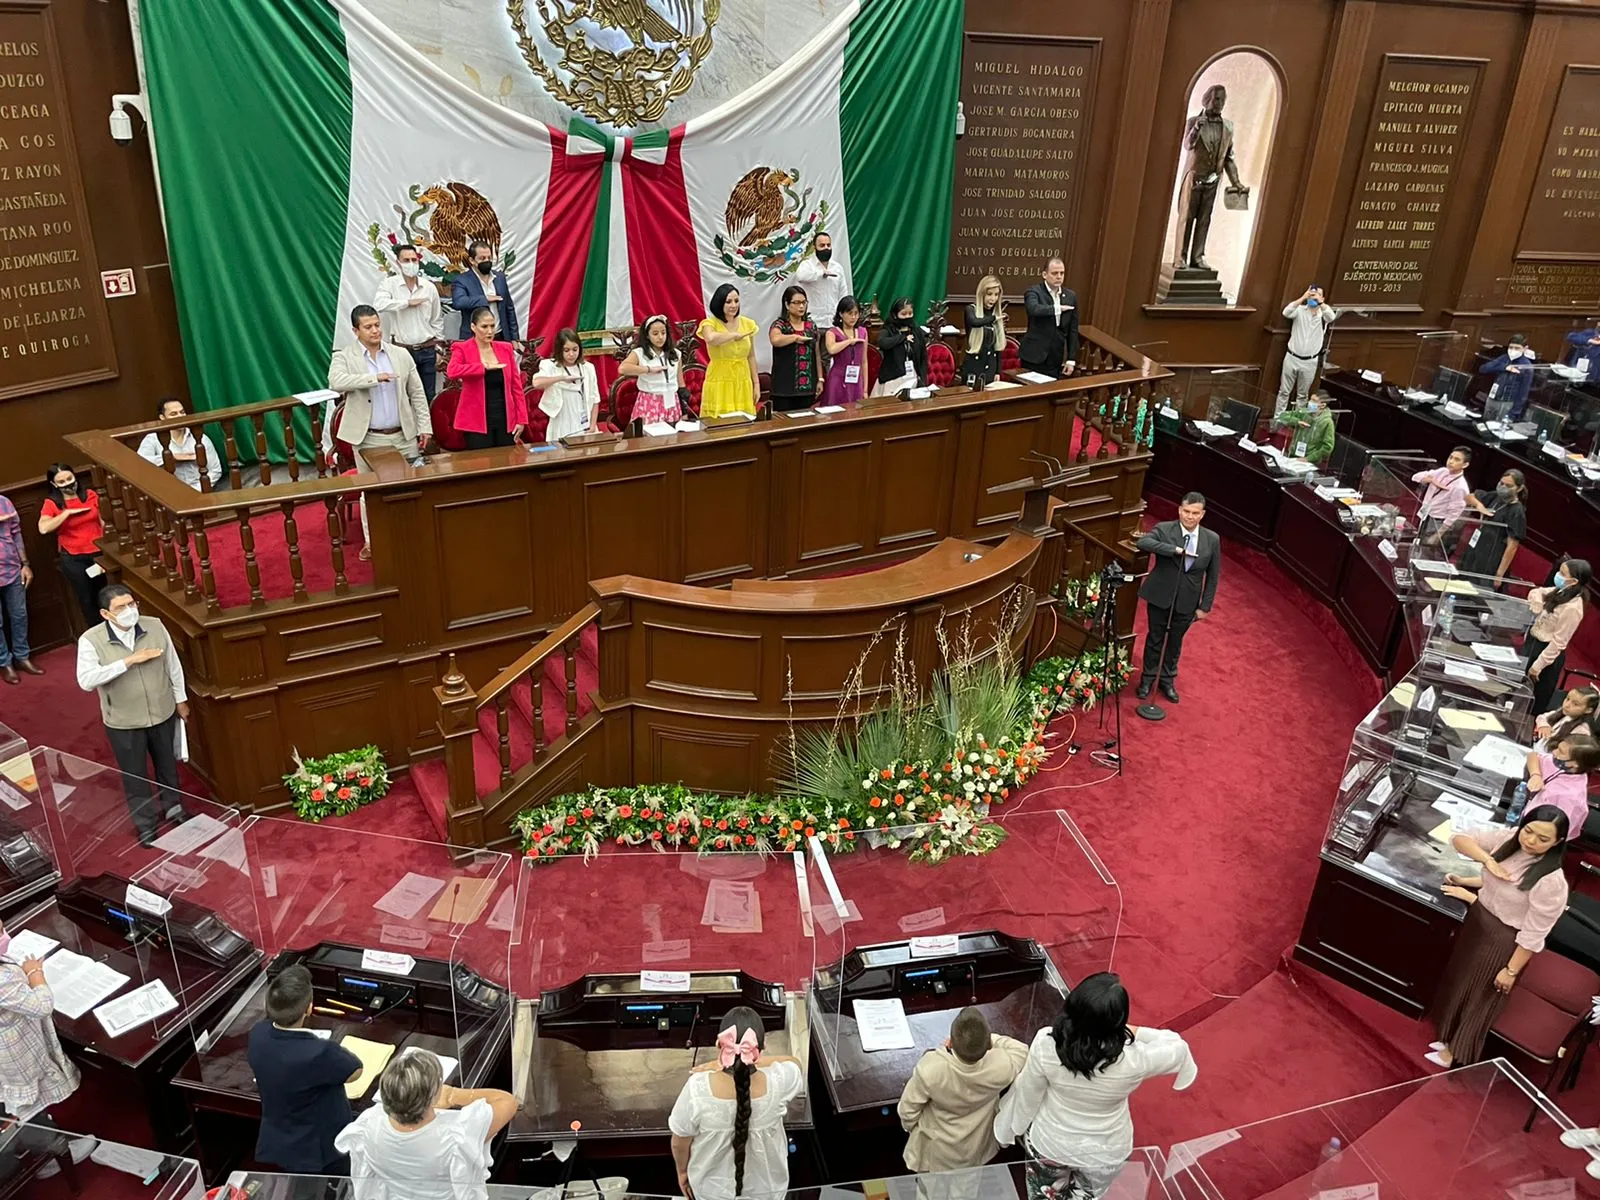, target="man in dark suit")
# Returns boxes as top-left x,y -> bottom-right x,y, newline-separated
247,965 -> 364,1178
1134,492 -> 1221,703
1018,257 -> 1079,379
450,239 -> 521,346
